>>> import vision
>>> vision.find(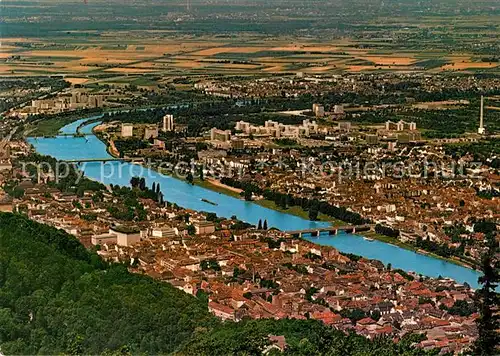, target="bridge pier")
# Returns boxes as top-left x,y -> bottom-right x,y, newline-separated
311,230 -> 319,237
